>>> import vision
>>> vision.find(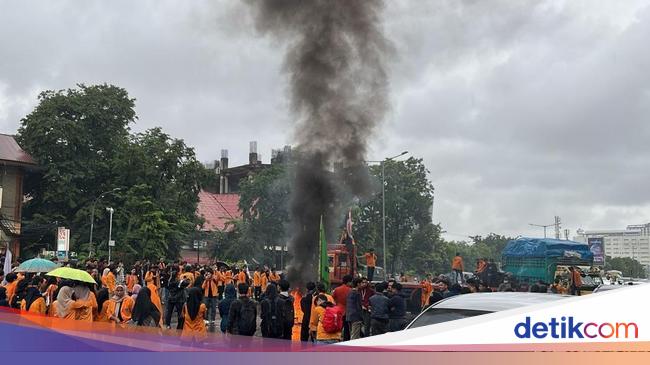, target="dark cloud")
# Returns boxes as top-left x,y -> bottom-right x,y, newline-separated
2,0 -> 650,238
